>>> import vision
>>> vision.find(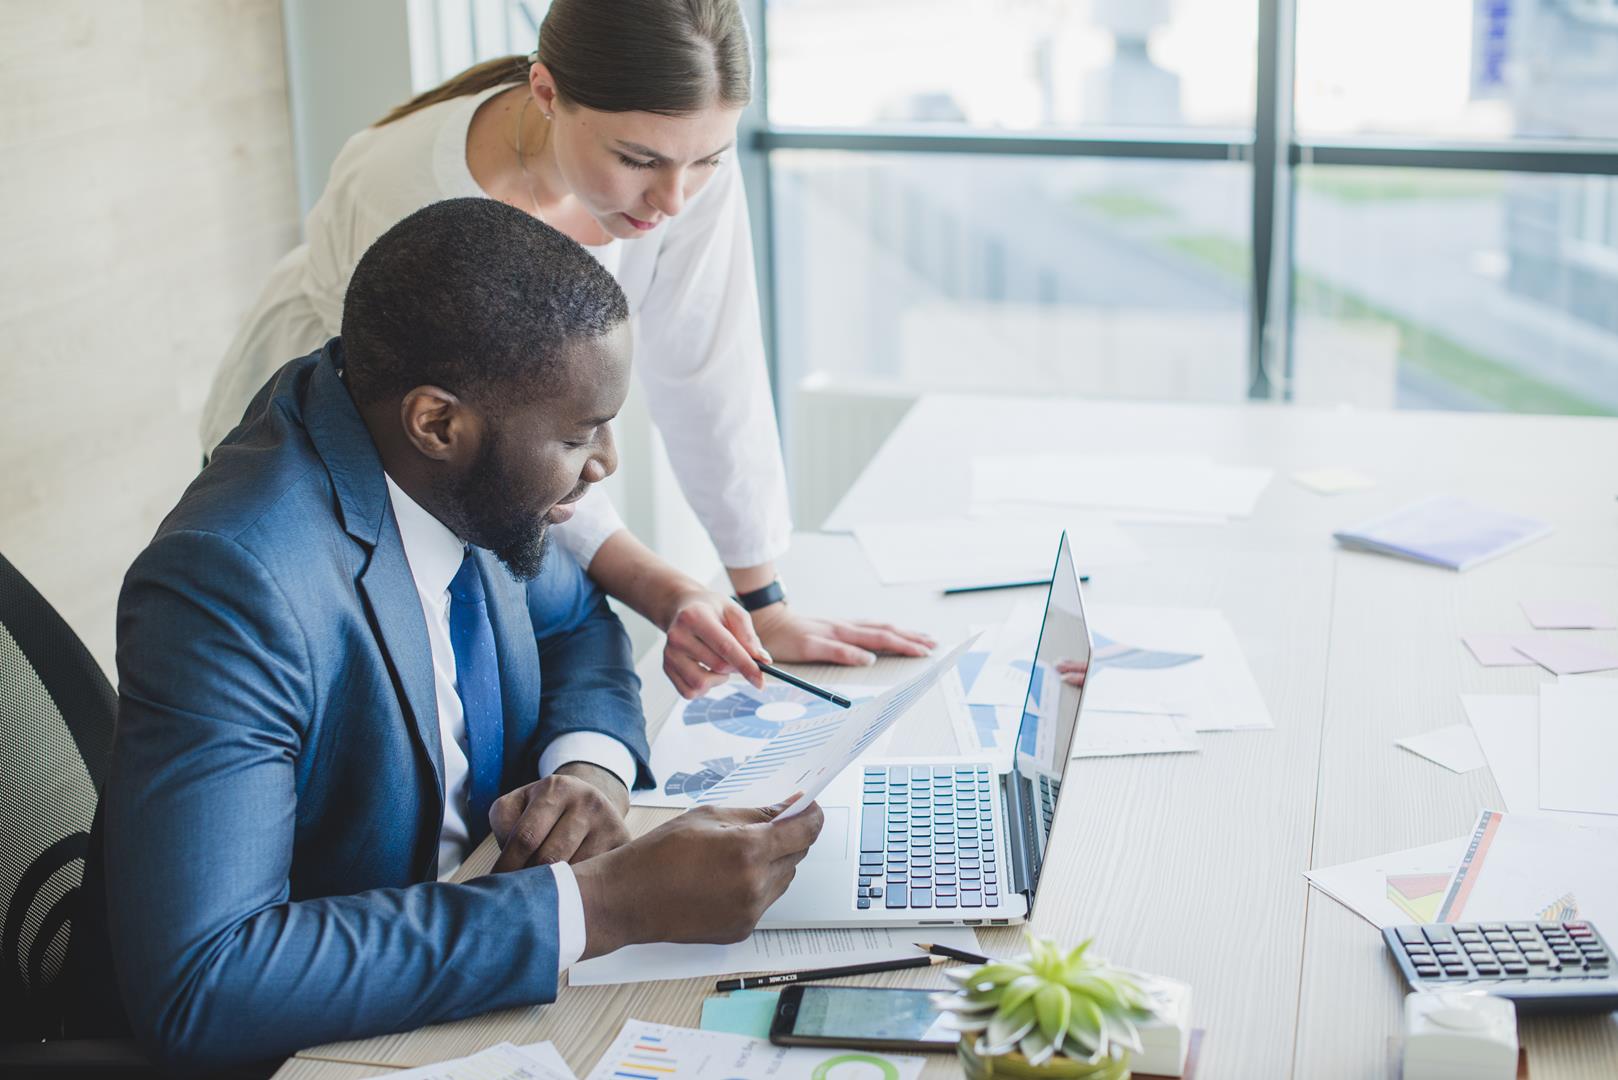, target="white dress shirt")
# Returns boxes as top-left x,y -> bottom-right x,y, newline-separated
385,475 -> 636,970
204,83 -> 792,569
